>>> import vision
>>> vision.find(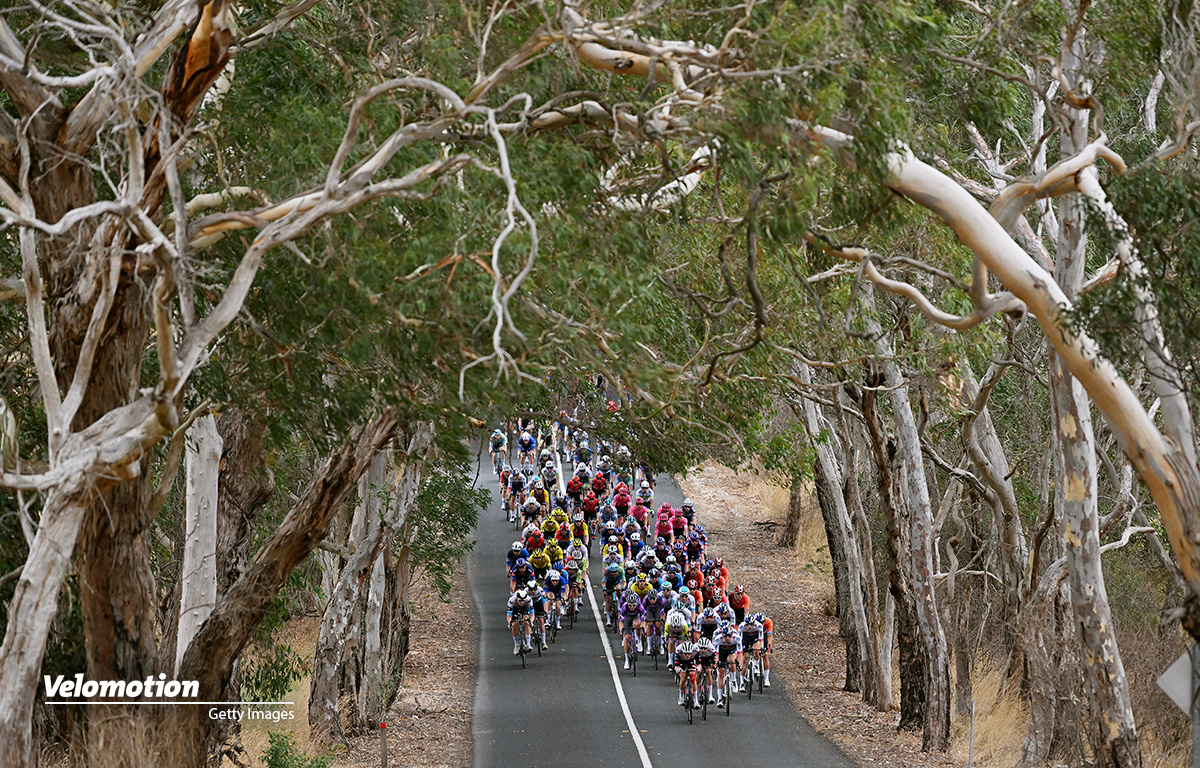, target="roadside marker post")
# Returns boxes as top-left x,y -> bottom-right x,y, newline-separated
380,722 -> 387,768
